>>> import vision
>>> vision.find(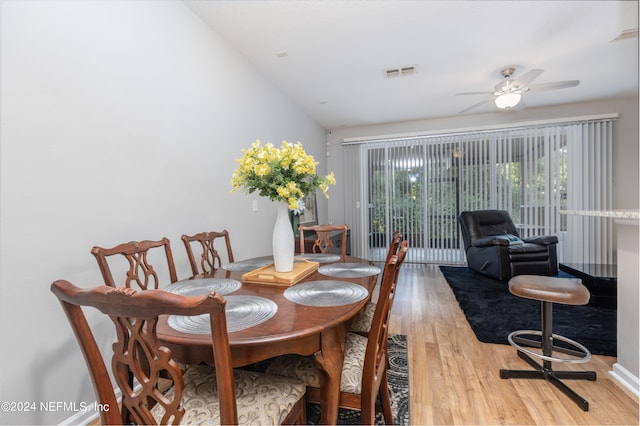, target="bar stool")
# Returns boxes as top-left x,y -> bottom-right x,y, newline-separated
499,275 -> 597,411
